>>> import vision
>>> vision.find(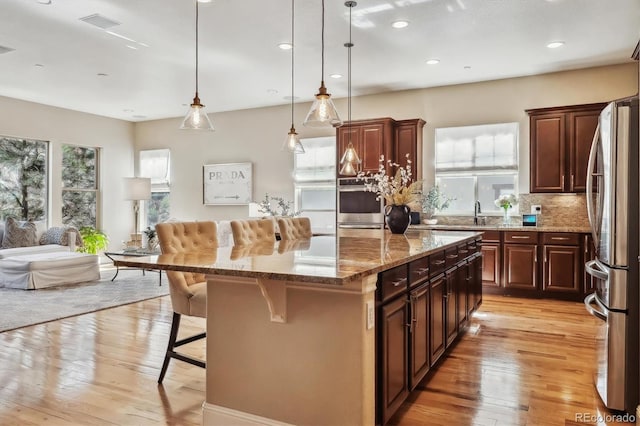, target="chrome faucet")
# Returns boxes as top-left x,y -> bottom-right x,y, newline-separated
474,201 -> 481,225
